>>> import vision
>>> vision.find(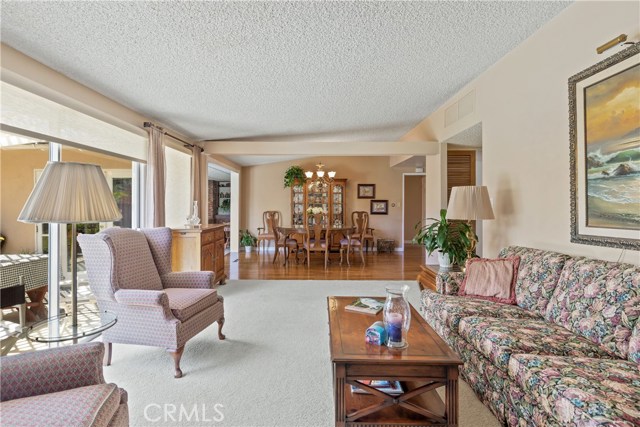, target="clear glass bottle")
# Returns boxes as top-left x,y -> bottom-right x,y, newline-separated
383,284 -> 411,348
187,200 -> 200,226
